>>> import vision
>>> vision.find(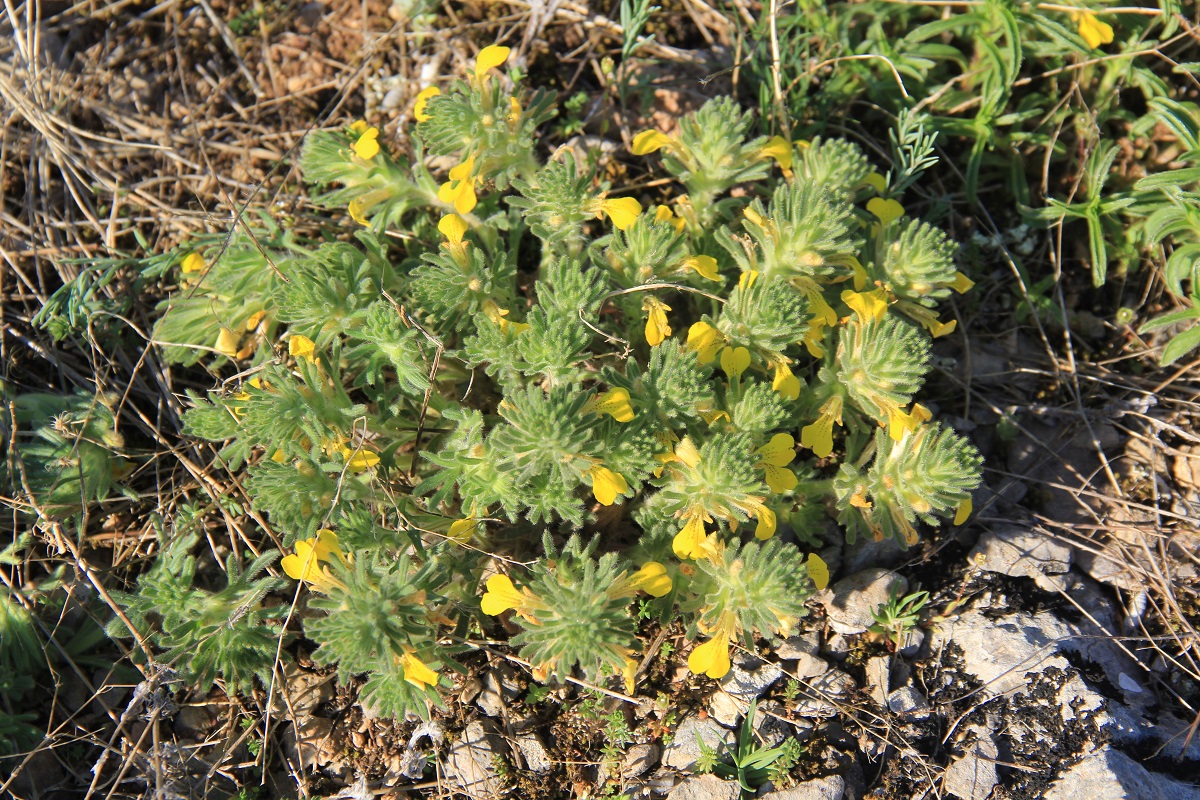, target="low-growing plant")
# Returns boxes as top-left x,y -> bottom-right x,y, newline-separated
869,584 -> 930,648
115,43 -> 980,718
